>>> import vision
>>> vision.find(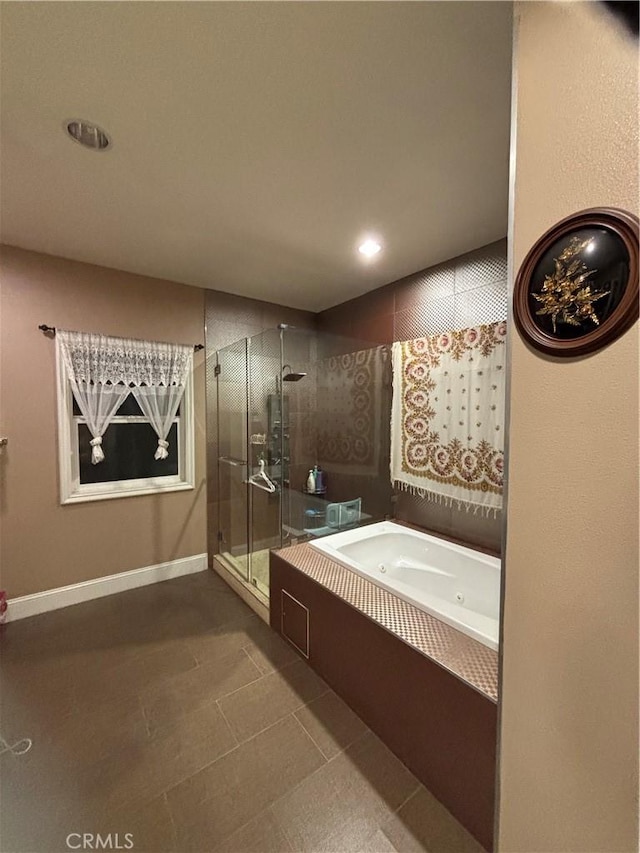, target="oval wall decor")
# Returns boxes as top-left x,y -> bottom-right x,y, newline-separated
513,208 -> 639,356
